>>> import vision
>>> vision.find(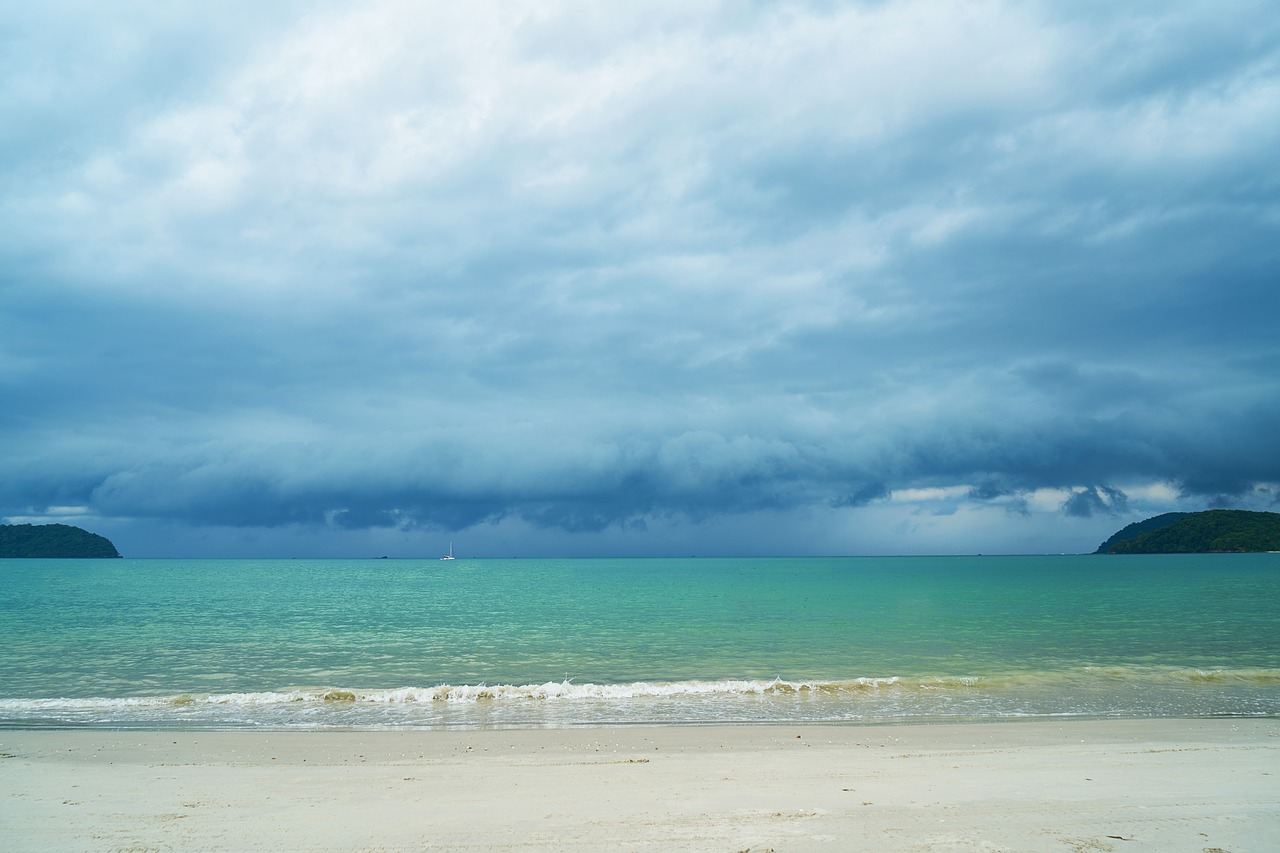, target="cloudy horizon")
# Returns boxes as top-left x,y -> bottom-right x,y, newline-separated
3,0 -> 1279,557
